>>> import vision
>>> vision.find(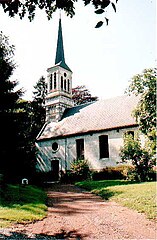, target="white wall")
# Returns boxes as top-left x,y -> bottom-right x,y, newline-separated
36,126 -> 139,172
